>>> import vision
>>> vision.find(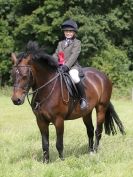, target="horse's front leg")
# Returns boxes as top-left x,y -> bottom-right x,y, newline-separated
37,118 -> 49,163
54,117 -> 64,160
